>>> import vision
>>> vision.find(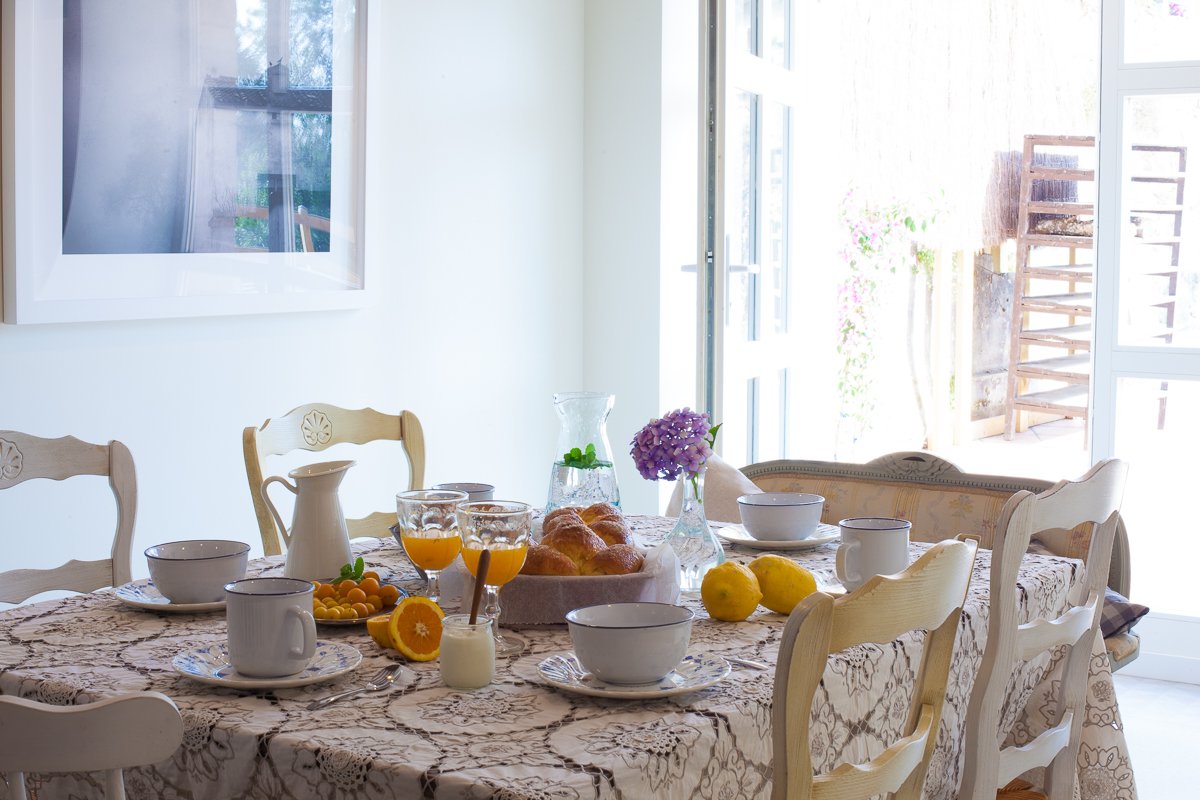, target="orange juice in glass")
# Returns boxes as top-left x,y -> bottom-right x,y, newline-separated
456,501 -> 532,656
461,542 -> 528,586
396,489 -> 468,604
